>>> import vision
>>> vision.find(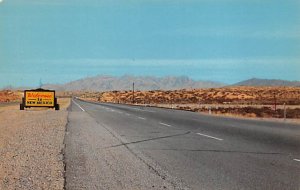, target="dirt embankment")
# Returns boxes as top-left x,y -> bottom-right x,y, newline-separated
0,90 -> 22,103
0,98 -> 70,190
80,87 -> 300,119
94,87 -> 300,105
